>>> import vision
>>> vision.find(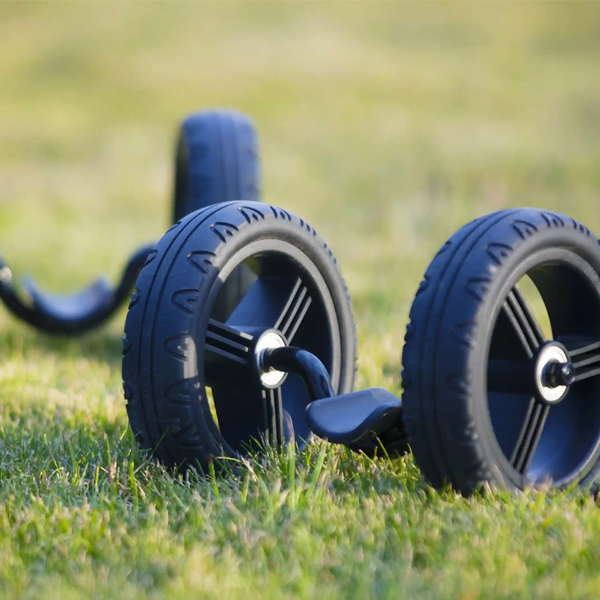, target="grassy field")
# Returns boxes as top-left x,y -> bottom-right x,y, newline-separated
1,2 -> 600,598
